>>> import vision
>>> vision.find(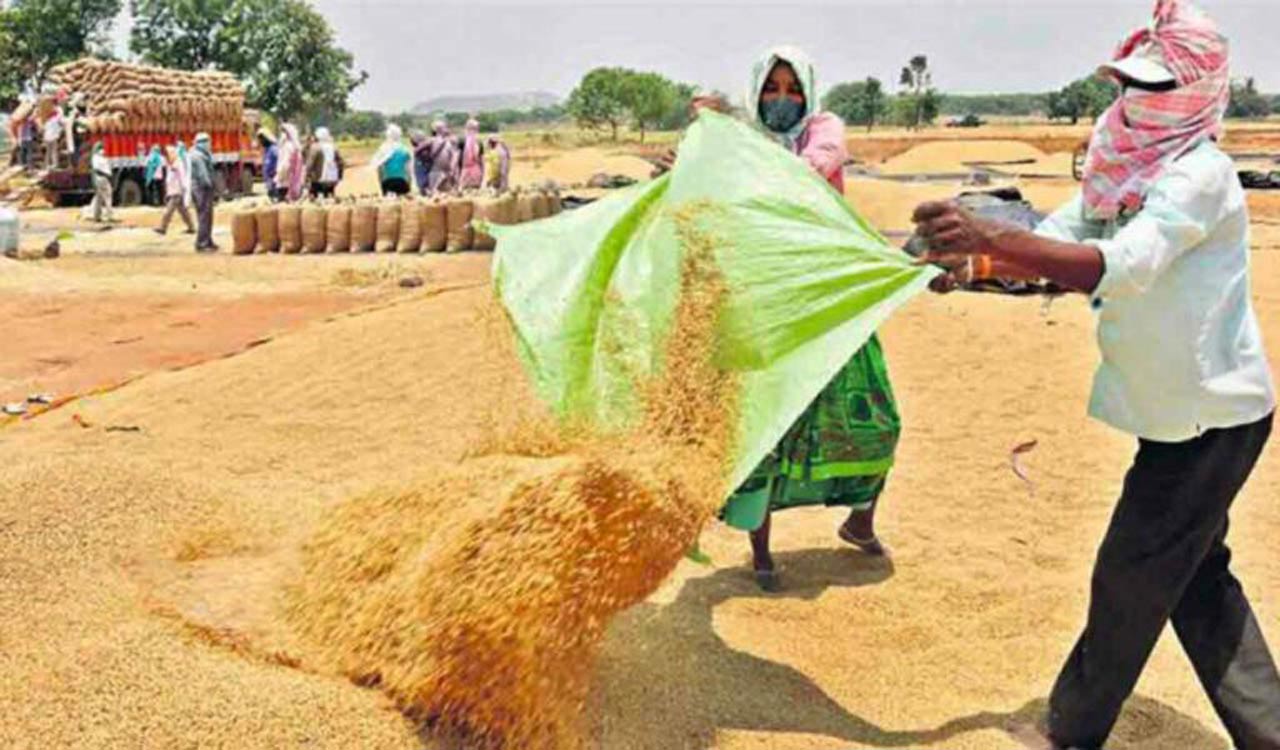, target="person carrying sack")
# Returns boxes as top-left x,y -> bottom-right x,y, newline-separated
914,3 -> 1280,747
